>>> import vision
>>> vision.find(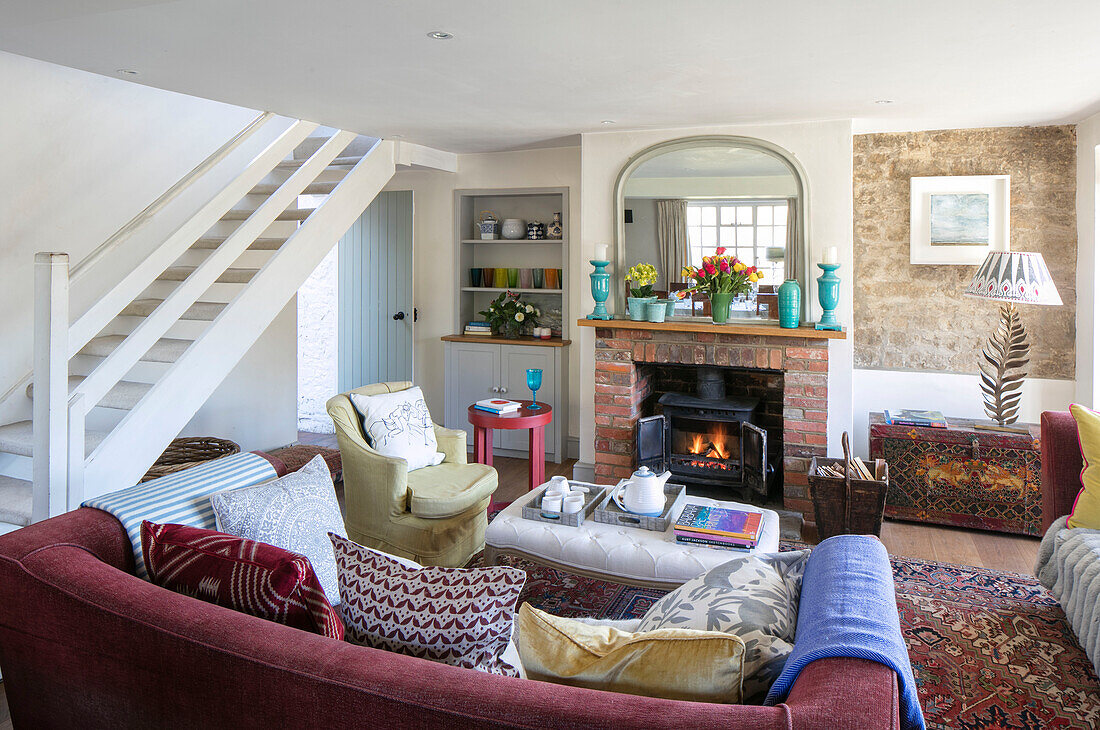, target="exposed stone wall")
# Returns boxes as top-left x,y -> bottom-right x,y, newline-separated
853,126 -> 1077,378
592,328 -> 828,525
